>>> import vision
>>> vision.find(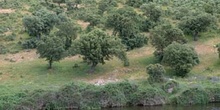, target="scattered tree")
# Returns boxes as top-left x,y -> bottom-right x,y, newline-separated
179,14 -> 216,41
23,16 -> 44,39
72,29 -> 129,73
23,9 -> 59,39
150,23 -> 187,61
98,0 -> 117,14
56,21 -> 79,50
147,64 -> 165,83
140,3 -> 162,22
162,42 -> 199,77
106,7 -> 147,50
37,35 -> 66,69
